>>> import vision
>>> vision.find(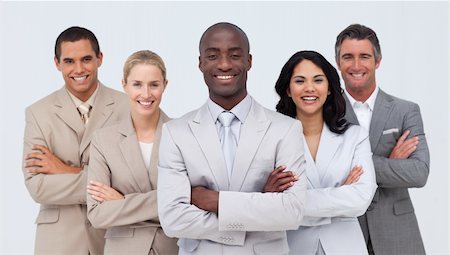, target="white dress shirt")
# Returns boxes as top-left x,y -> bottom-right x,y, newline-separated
344,86 -> 379,131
